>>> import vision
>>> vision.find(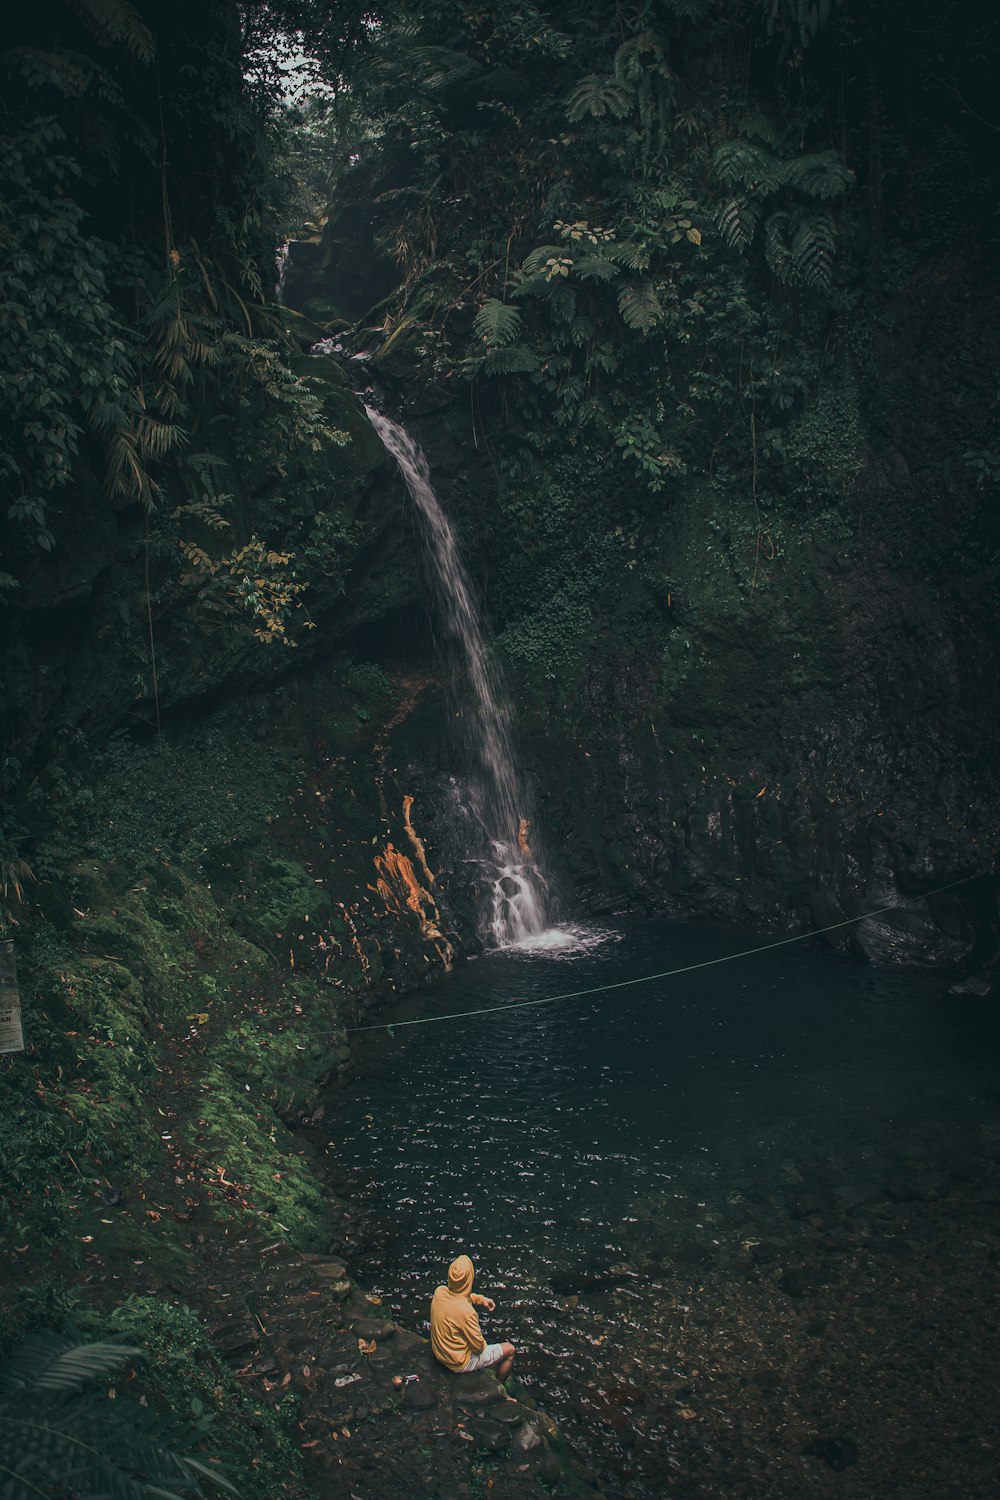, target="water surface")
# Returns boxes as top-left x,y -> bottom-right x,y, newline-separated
333,921 -> 1000,1497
